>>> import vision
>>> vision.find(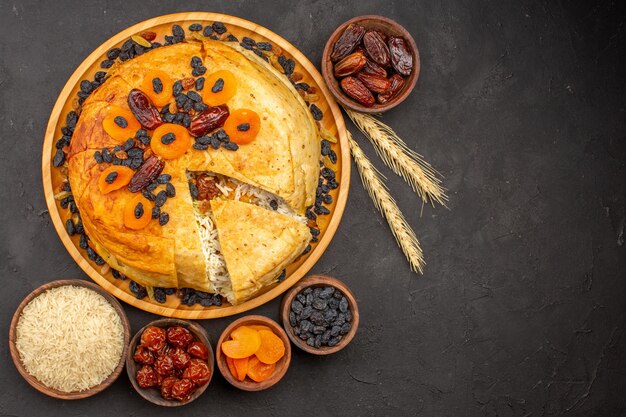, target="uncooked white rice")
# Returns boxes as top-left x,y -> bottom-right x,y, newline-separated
15,285 -> 125,392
